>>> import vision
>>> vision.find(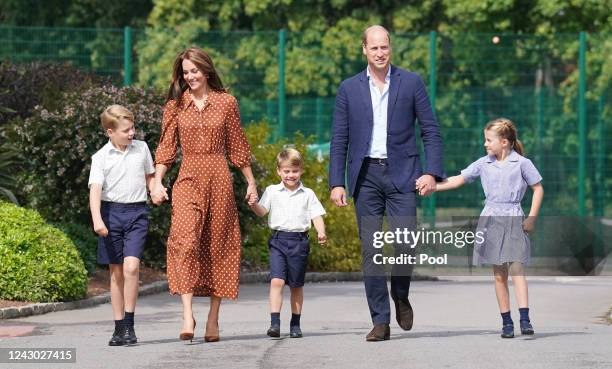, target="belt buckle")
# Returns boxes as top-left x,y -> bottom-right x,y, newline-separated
376,158 -> 386,166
